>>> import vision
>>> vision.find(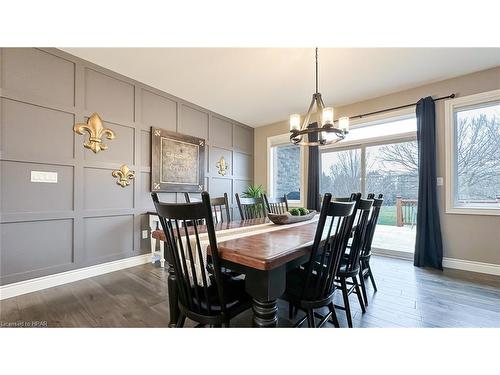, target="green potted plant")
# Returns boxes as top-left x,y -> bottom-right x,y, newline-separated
241,184 -> 266,217
241,184 -> 265,198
